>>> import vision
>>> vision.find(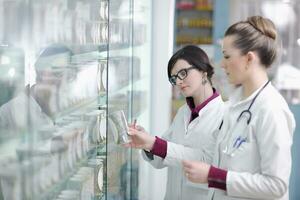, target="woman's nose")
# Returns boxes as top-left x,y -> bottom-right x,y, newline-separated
176,78 -> 183,85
